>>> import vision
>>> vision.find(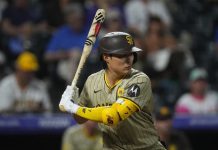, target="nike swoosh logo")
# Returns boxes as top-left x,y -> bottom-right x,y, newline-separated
94,89 -> 101,93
